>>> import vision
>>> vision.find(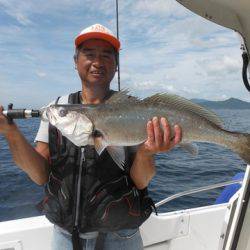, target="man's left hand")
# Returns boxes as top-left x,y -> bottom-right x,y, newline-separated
138,117 -> 182,155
